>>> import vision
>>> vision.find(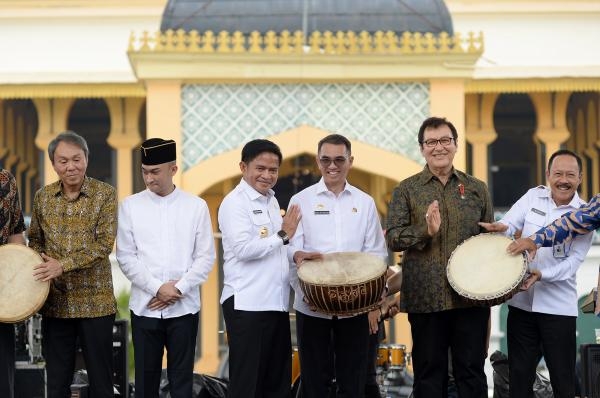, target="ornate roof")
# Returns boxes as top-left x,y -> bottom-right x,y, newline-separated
160,0 -> 453,35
